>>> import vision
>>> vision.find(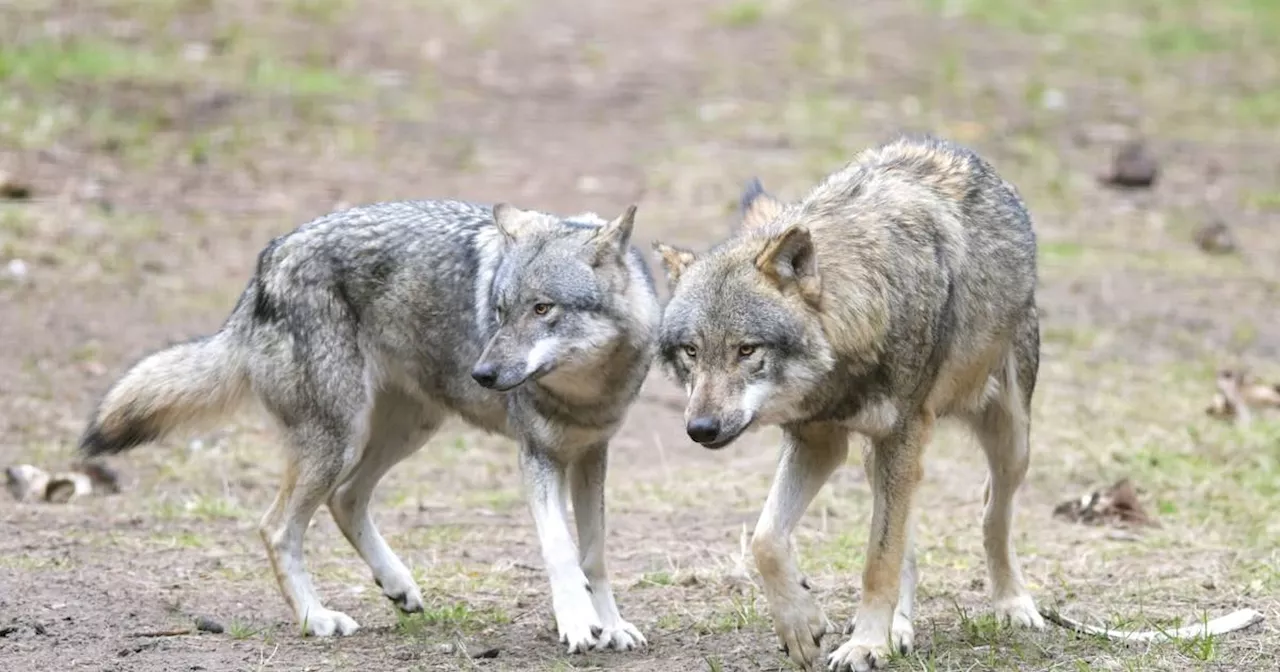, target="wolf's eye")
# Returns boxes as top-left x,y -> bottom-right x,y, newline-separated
682,345 -> 697,359
738,344 -> 757,358
533,302 -> 553,316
